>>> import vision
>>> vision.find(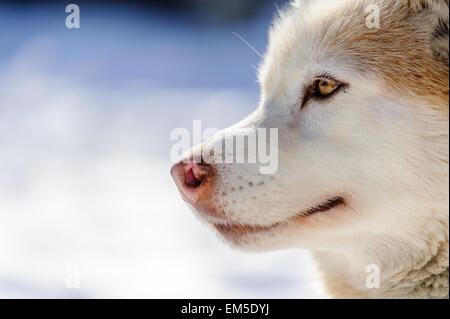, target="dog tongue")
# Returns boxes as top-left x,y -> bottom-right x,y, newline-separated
186,167 -> 201,187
